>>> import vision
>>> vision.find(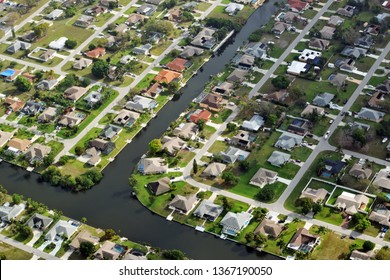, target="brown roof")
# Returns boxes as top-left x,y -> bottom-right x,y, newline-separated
8,138 -> 31,151
154,69 -> 182,84
24,143 -> 51,160
147,177 -> 171,195
300,187 -> 328,203
349,164 -> 372,179
126,13 -> 145,24
0,130 -> 13,148
200,93 -> 222,111
289,228 -> 319,248
69,230 -> 99,249
190,109 -> 211,123
166,58 -> 189,72
143,82 -> 163,98
265,90 -> 289,102
4,97 -> 24,112
86,47 -> 106,58
64,86 -> 88,101
254,219 -> 283,238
